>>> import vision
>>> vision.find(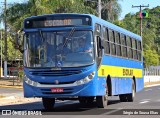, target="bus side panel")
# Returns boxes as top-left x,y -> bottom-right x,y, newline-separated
110,78 -> 117,95
118,77 -> 132,95
111,77 -> 132,95
136,78 -> 144,92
